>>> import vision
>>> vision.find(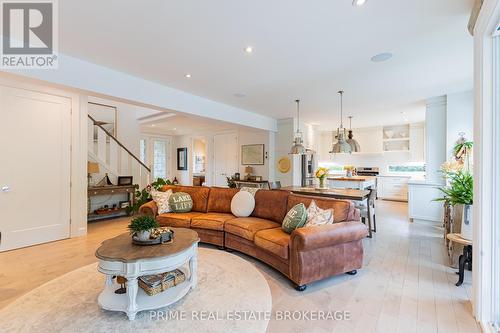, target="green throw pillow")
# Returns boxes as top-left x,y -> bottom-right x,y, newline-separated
168,192 -> 193,213
282,203 -> 307,234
